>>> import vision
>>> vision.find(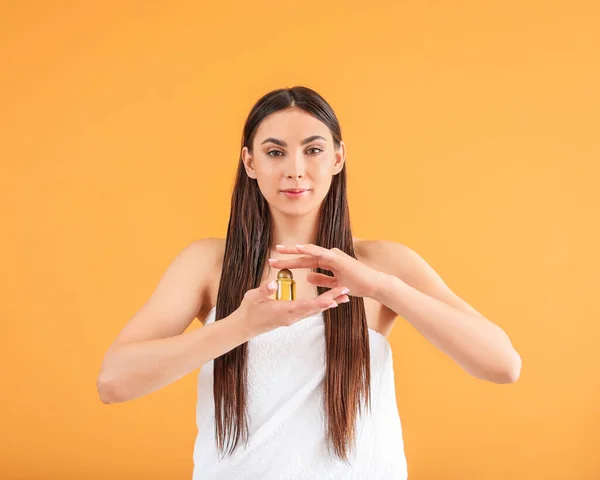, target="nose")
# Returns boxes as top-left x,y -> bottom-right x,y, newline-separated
286,152 -> 305,179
